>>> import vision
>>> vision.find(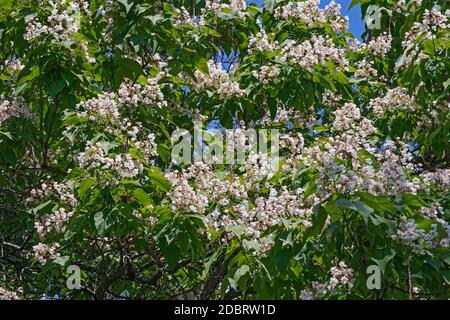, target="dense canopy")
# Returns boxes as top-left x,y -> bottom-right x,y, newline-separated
0,0 -> 449,300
